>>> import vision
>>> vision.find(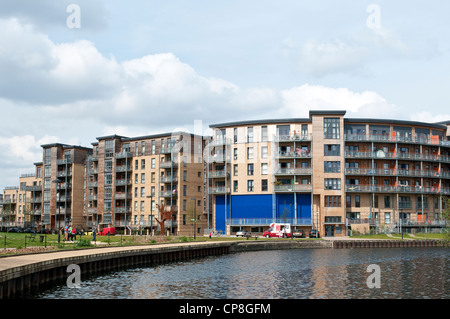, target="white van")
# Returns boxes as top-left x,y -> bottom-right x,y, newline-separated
263,223 -> 291,238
